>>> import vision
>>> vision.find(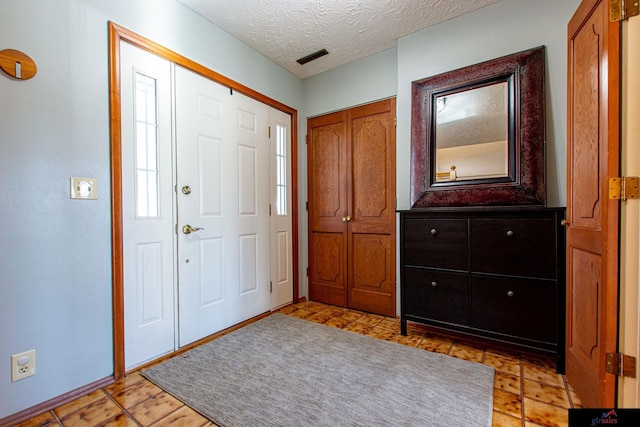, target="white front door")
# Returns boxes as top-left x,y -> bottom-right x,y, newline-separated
120,43 -> 293,367
174,66 -> 271,346
120,42 -> 176,370
270,109 -> 294,309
